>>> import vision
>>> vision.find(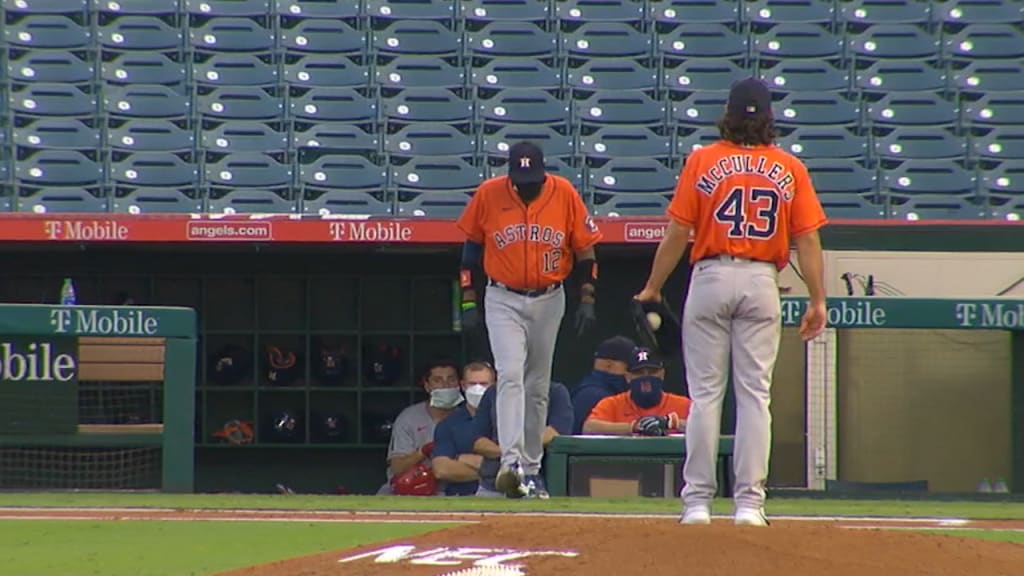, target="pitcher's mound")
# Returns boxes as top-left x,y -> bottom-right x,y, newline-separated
220,516 -> 1024,576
